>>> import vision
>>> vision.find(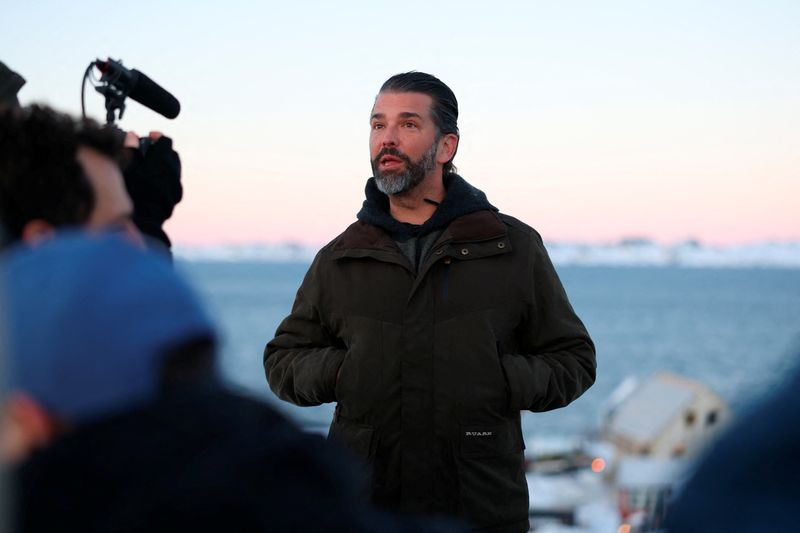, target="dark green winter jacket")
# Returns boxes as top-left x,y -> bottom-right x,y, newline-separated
264,177 -> 596,533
